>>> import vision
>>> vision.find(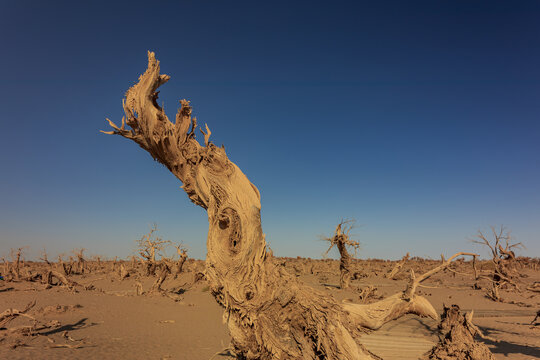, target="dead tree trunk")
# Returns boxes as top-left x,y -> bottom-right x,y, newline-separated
323,221 -> 359,289
173,244 -> 188,279
73,248 -> 87,274
104,52 -> 453,359
10,248 -> 24,281
44,270 -> 78,289
119,263 -> 129,280
57,255 -> 68,275
151,262 -> 171,293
